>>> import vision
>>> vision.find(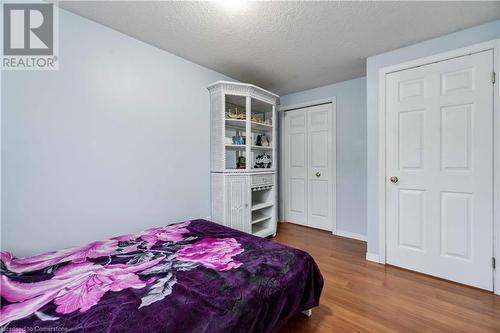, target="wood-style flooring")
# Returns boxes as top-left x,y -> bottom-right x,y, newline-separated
274,222 -> 500,333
